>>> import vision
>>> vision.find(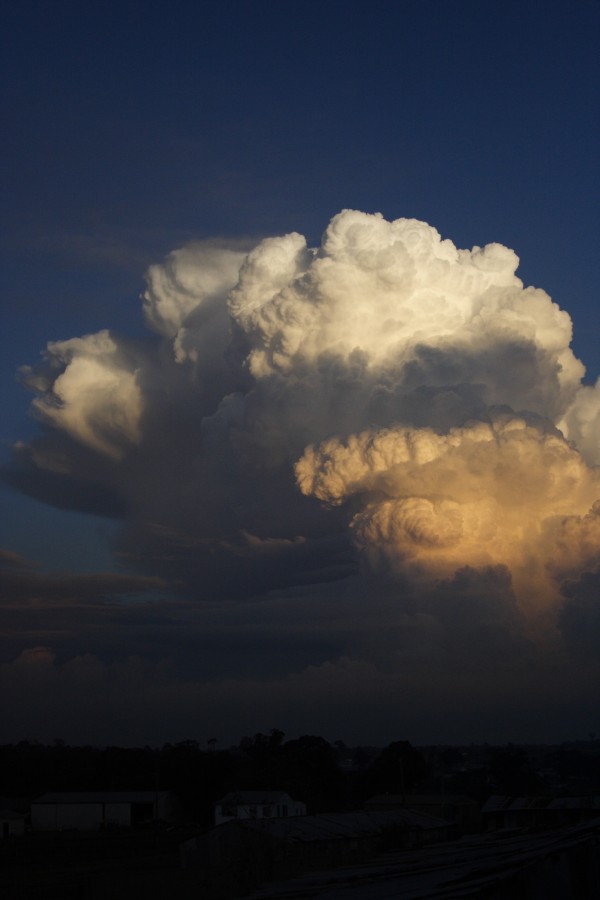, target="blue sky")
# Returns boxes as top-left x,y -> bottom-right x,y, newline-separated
3,1 -> 598,396
1,0 -> 599,746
